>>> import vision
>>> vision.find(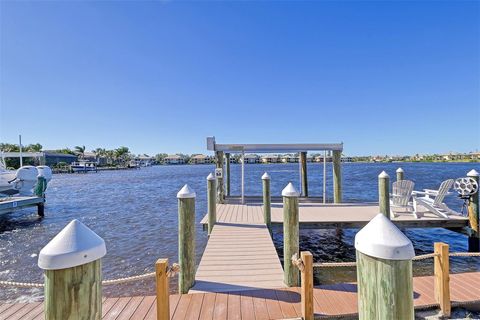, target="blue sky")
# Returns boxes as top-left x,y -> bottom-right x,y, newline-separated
1,1 -> 478,156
